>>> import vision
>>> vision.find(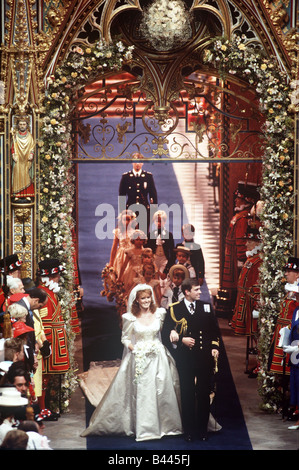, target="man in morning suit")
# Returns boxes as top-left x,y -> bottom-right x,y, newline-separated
119,152 -> 158,232
162,278 -> 220,441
